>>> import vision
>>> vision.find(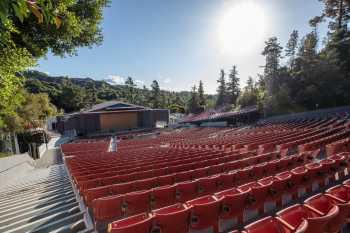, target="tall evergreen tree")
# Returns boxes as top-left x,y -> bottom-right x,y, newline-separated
227,66 -> 240,106
198,80 -> 206,110
285,30 -> 299,69
150,80 -> 160,108
262,37 -> 283,96
124,77 -> 136,104
188,85 -> 200,114
216,69 -> 227,107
